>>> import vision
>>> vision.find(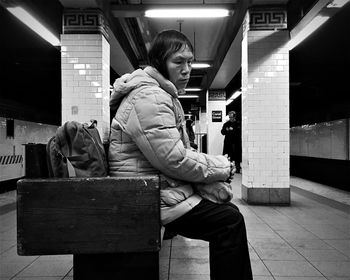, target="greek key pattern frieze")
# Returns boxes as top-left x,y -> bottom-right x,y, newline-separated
249,8 -> 287,30
63,9 -> 108,39
65,14 -> 99,26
